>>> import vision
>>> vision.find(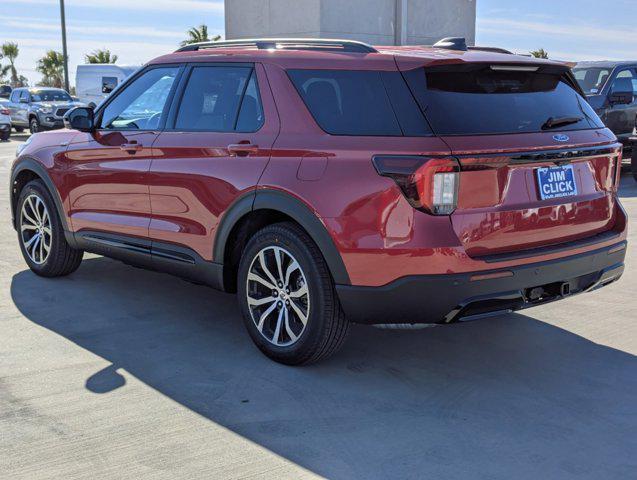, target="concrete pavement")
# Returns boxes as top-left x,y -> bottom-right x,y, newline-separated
1,134 -> 636,479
